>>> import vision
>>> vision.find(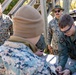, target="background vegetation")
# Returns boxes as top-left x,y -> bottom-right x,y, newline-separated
0,0 -> 29,14
0,0 -> 76,14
